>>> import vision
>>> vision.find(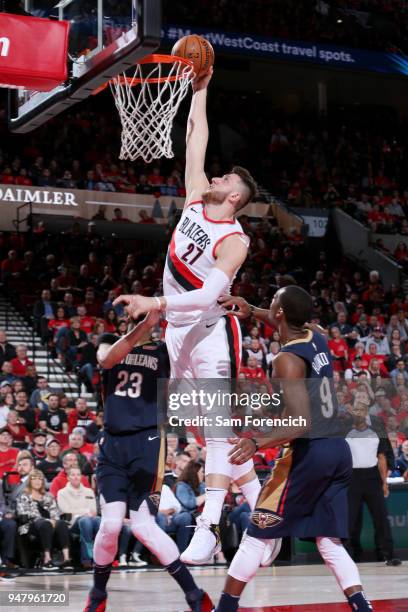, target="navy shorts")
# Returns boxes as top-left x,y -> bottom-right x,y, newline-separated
96,428 -> 165,513
248,437 -> 352,540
